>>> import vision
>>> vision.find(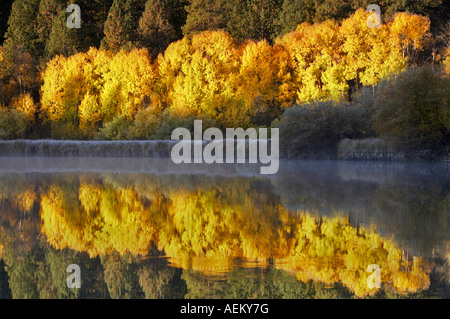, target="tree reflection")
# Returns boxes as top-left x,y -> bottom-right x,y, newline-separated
0,171 -> 448,298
